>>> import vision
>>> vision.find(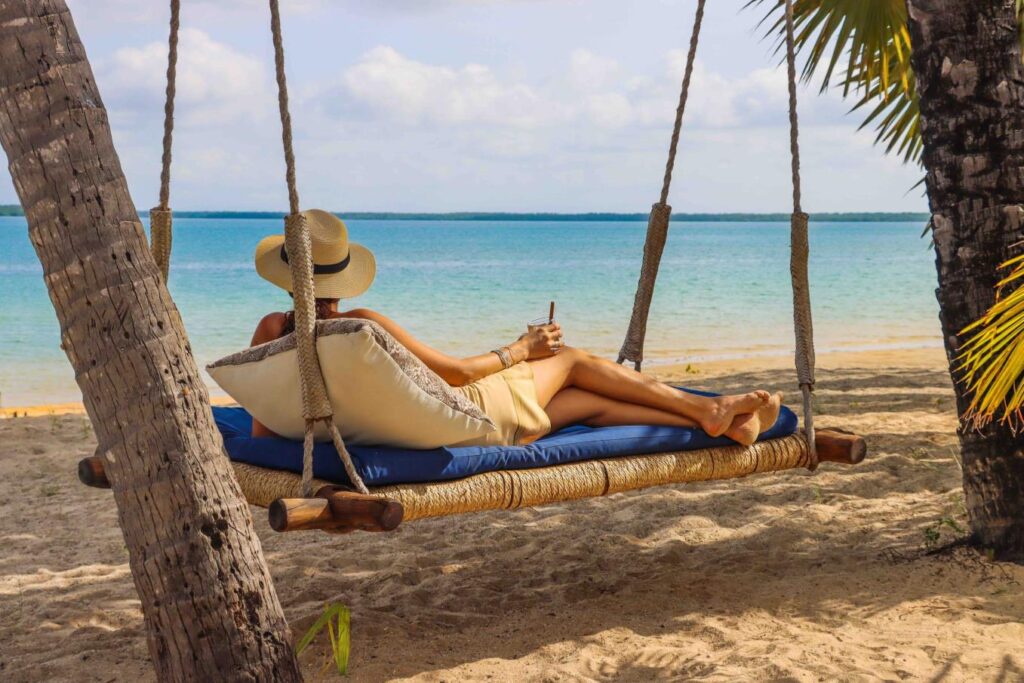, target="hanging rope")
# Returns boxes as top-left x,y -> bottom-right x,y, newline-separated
149,0 -> 179,283
618,0 -> 706,370
783,0 -> 817,467
269,0 -> 368,495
